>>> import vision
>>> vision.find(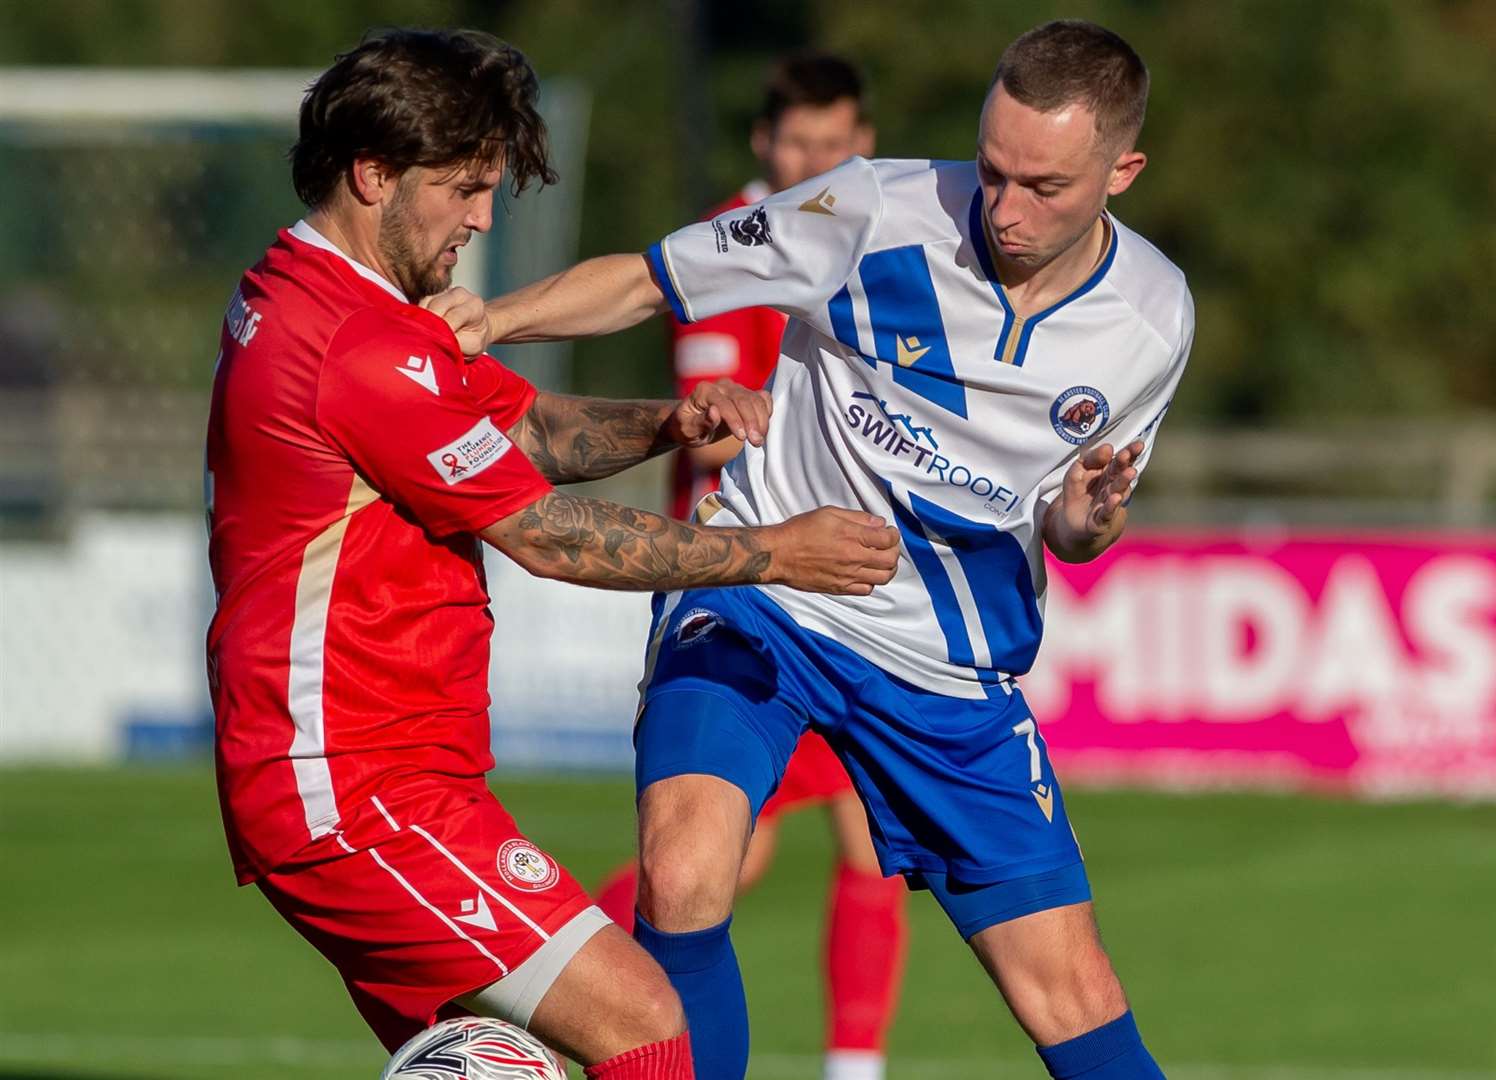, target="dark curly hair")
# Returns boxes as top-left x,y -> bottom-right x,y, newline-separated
290,28 -> 558,208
